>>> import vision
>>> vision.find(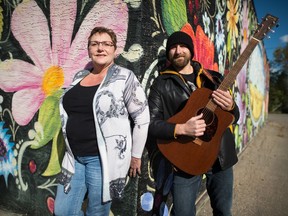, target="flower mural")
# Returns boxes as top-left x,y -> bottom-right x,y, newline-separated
215,13 -> 226,53
181,23 -> 219,71
226,0 -> 240,59
248,44 -> 266,126
0,0 -> 128,126
0,0 -> 128,176
202,12 -> 212,40
234,0 -> 251,149
0,0 -> 271,215
161,0 -> 219,72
